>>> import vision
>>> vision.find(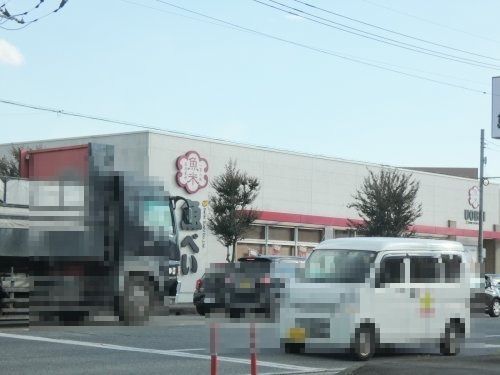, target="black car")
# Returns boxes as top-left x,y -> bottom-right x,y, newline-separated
193,255 -> 305,317
485,275 -> 500,318
193,274 -> 206,316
